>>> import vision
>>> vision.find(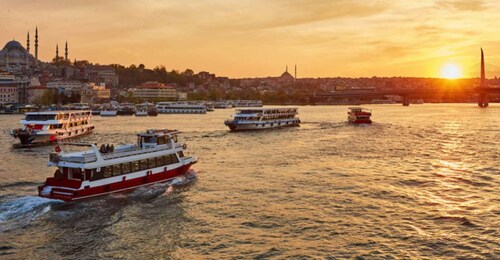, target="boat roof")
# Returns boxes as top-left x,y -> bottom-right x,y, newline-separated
137,129 -> 181,137
236,107 -> 297,111
25,110 -> 91,115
